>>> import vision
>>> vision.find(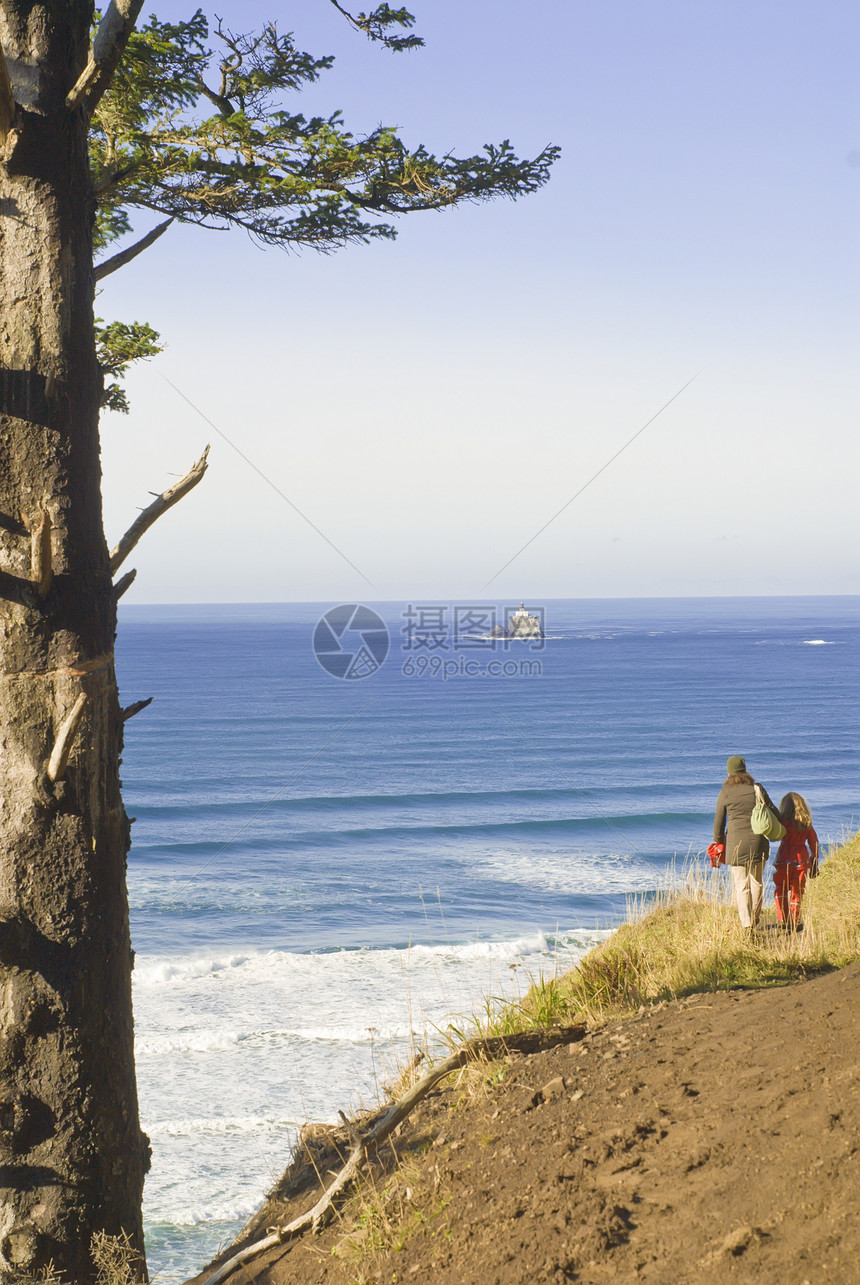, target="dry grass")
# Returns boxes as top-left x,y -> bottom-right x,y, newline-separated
14,1232 -> 145,1285
364,834 -> 860,1090
800,828 -> 860,961
90,1231 -> 146,1285
499,830 -> 860,1033
329,1155 -> 451,1278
